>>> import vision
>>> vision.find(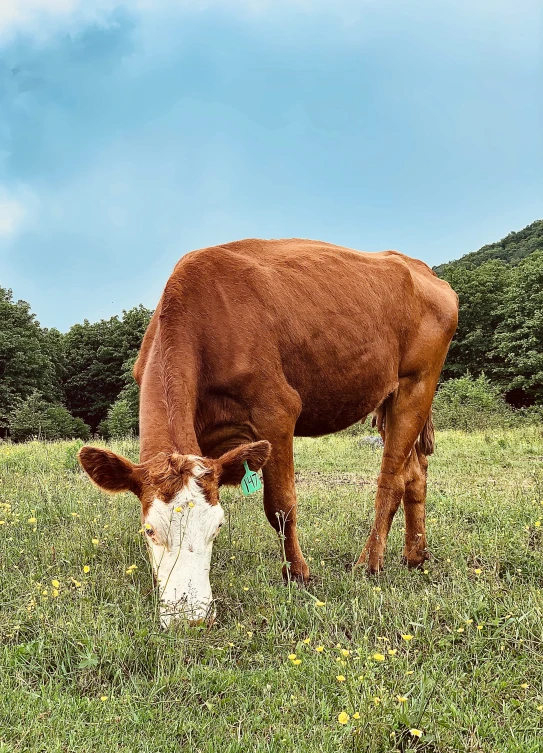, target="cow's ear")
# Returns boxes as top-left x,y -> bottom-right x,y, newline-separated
215,441 -> 271,486
78,447 -> 142,496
